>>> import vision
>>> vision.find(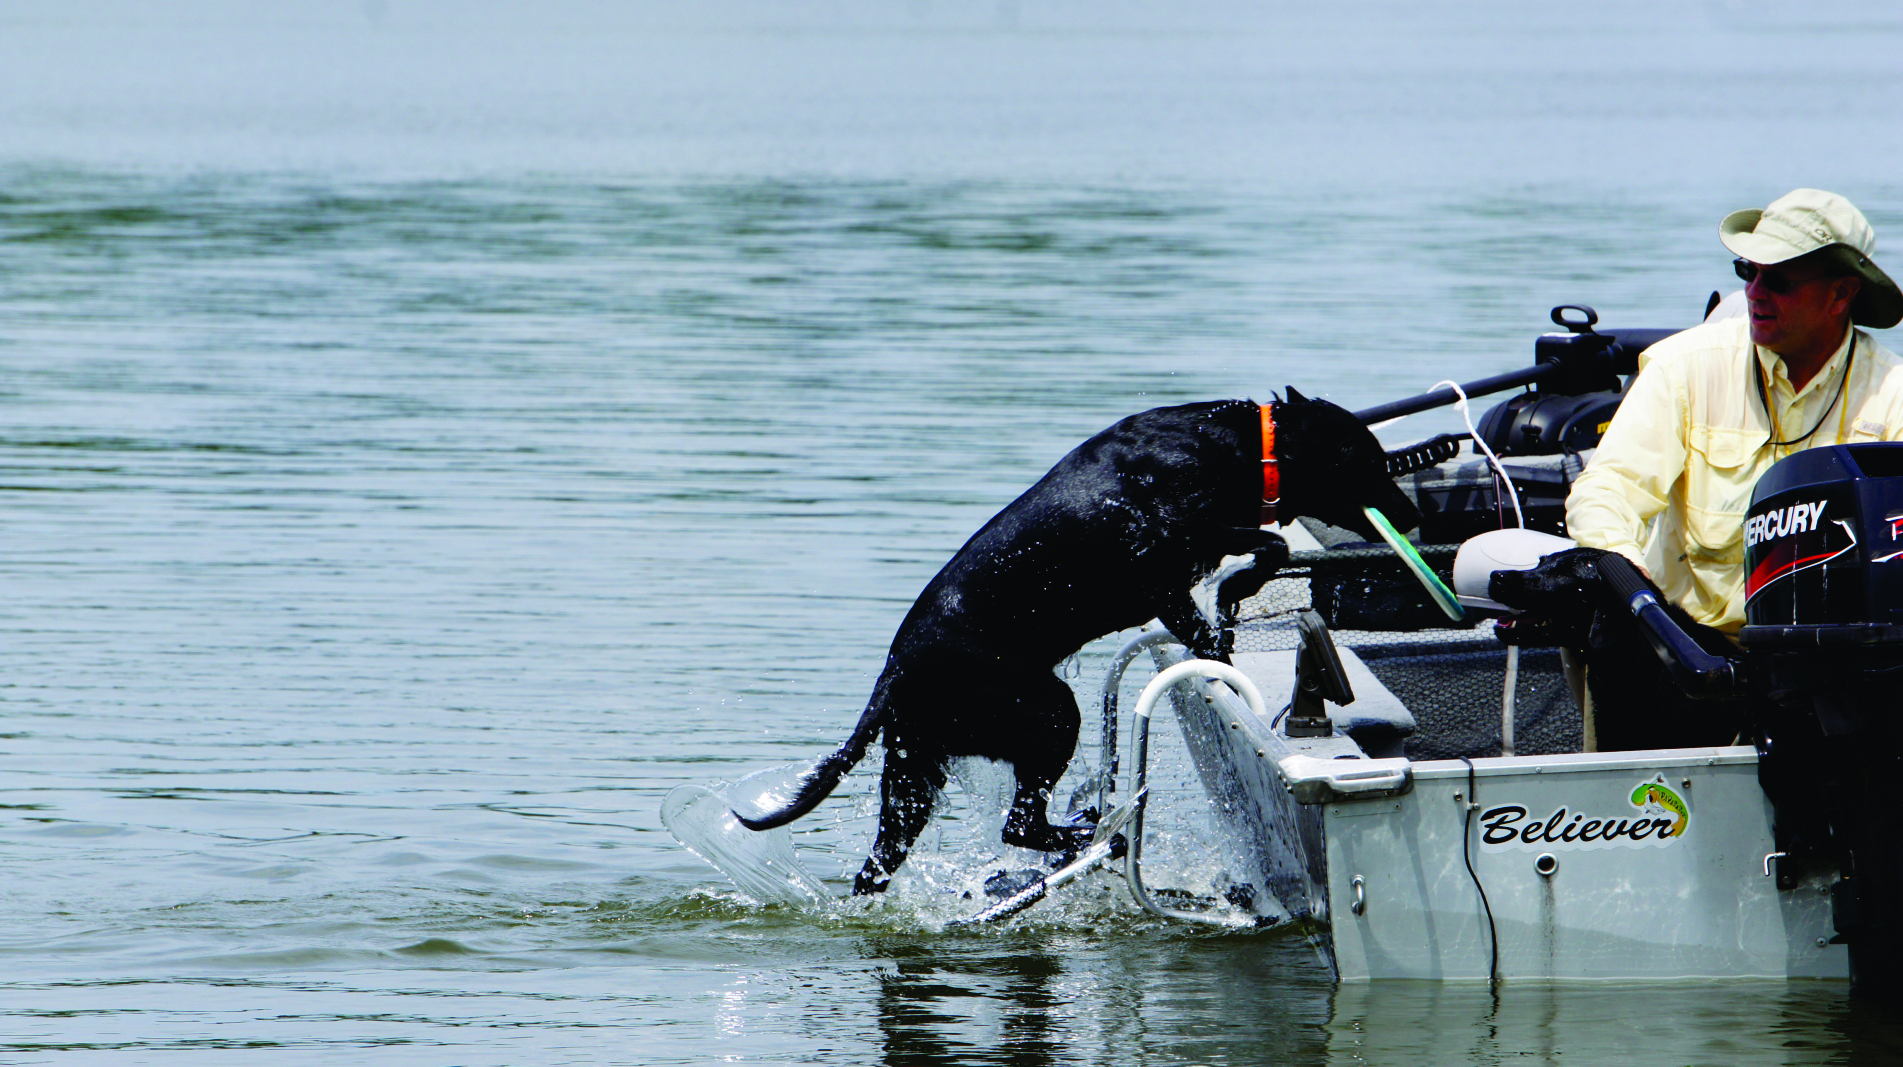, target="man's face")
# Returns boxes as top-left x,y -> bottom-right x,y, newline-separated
1742,257 -> 1860,357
